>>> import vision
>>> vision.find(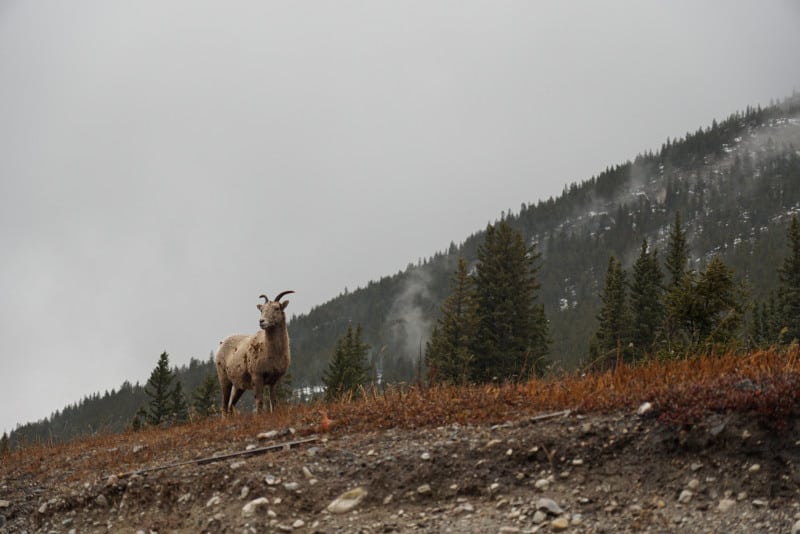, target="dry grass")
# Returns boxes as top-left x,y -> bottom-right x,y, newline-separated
4,347 -> 800,483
